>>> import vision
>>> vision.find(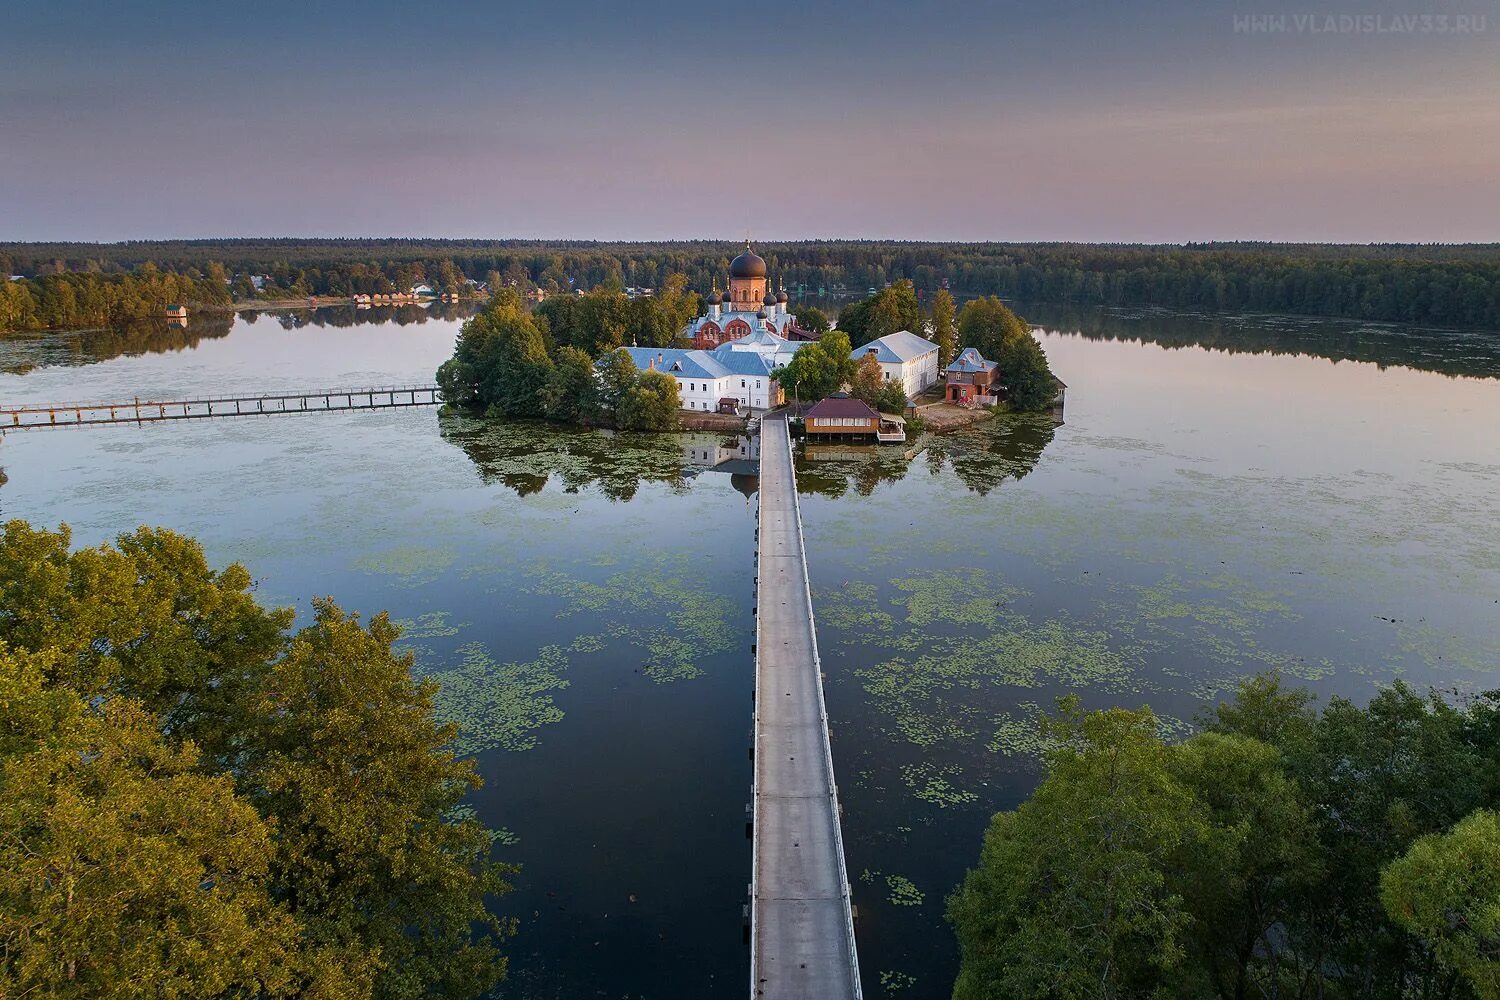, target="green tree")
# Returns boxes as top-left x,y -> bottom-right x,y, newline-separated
930,288 -> 957,367
594,348 -> 640,423
238,599 -> 515,1000
436,300 -> 553,417
774,330 -> 855,403
616,369 -> 681,431
837,281 -> 922,347
0,695 -> 332,998
949,700 -> 1197,1000
790,304 -> 830,335
1382,810 -> 1500,999
958,297 -> 1056,411
539,345 -> 597,423
0,523 -> 516,1000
